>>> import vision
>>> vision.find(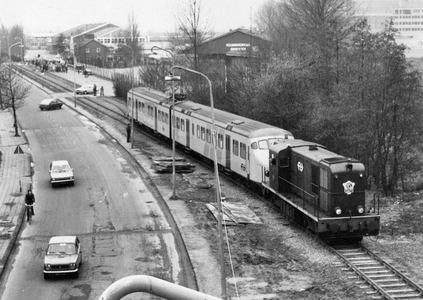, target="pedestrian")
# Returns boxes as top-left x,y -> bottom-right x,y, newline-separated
93,84 -> 97,96
100,86 -> 104,96
24,189 -> 35,220
83,70 -> 87,77
126,123 -> 131,143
